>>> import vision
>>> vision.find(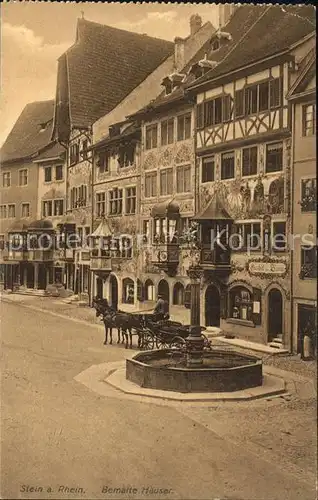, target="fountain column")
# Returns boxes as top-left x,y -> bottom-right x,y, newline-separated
186,265 -> 205,367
